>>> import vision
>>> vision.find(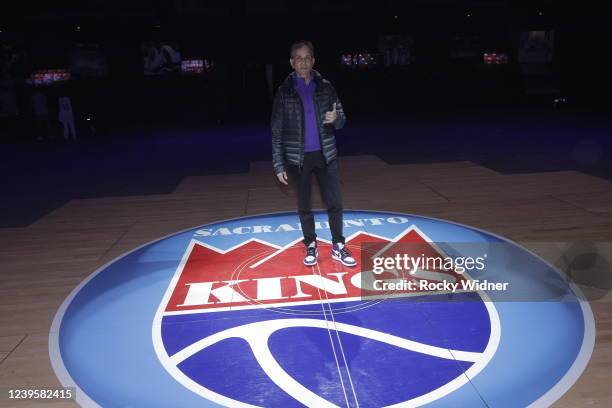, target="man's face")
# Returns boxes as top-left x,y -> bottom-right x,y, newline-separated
290,46 -> 315,78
